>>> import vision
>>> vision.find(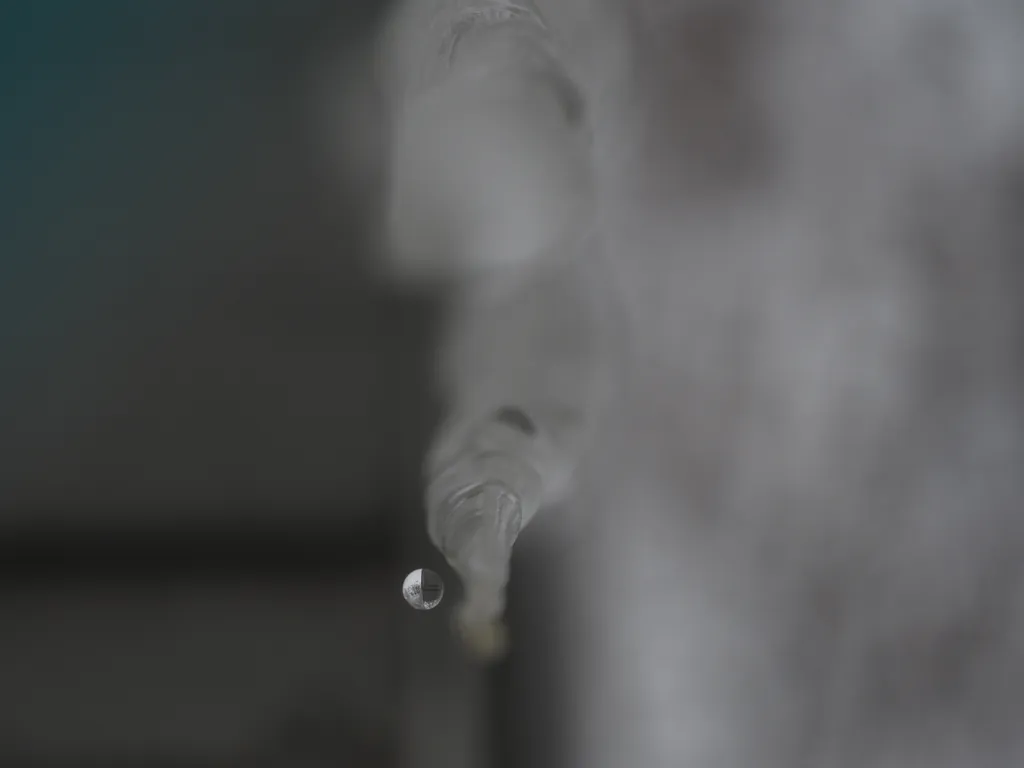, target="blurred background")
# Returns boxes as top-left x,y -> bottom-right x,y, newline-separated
1,2 -> 555,766
7,3 -> 1023,767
